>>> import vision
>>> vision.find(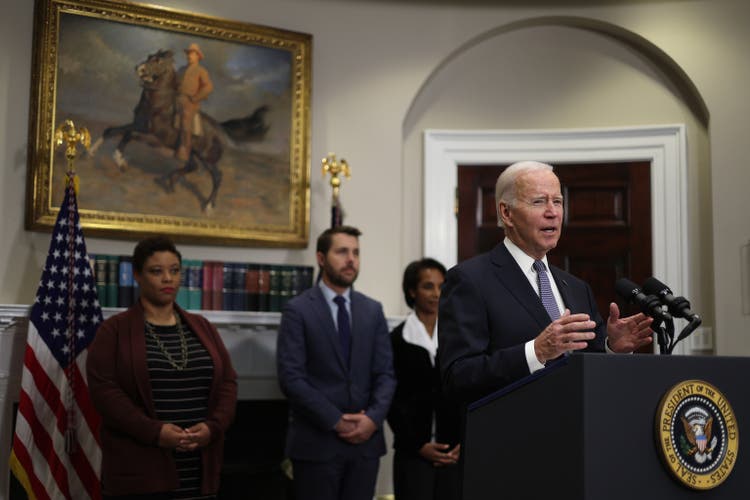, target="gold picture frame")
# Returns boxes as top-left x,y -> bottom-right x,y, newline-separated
26,0 -> 311,247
